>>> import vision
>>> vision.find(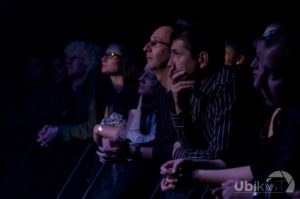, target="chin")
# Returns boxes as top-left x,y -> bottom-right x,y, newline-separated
265,99 -> 277,107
